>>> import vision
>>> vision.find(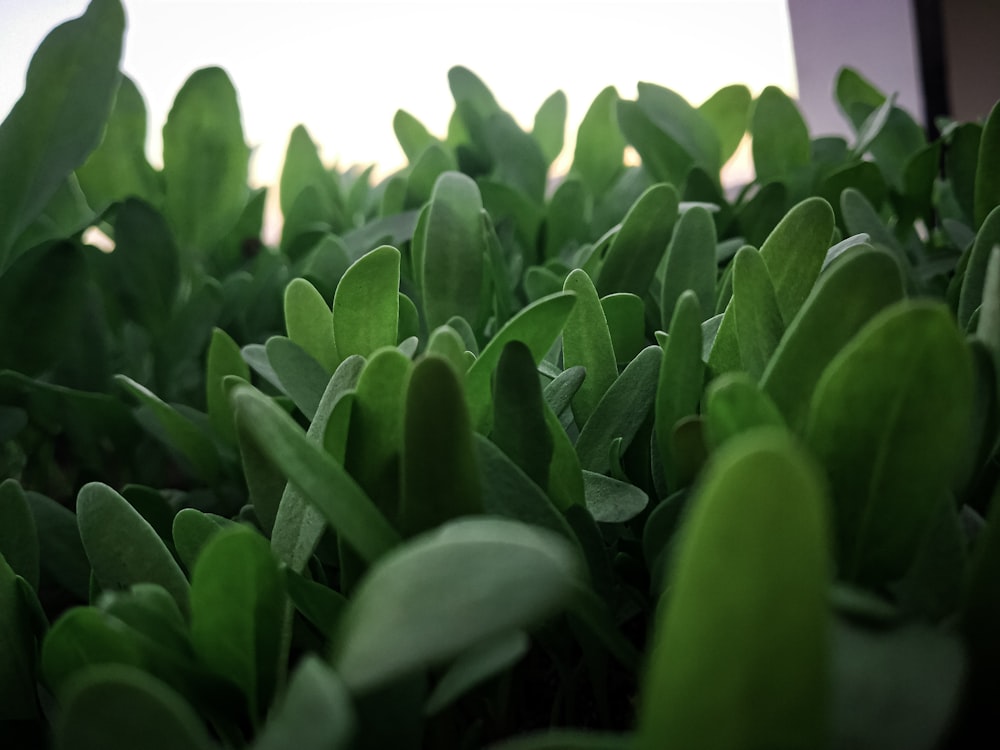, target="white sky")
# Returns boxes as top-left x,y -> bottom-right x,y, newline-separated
1,0 -> 796,233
